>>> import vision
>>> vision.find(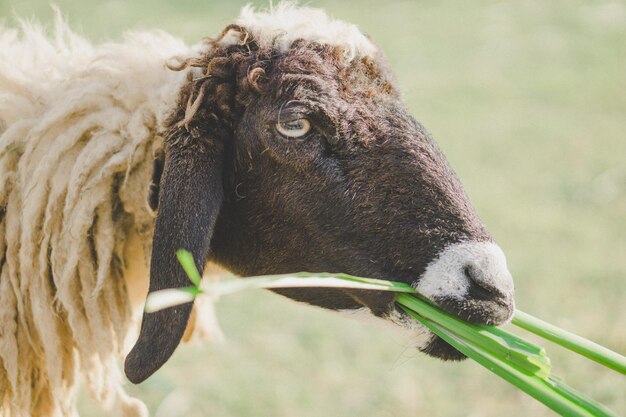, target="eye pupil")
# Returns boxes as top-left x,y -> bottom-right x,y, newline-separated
284,120 -> 304,130
276,118 -> 311,138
